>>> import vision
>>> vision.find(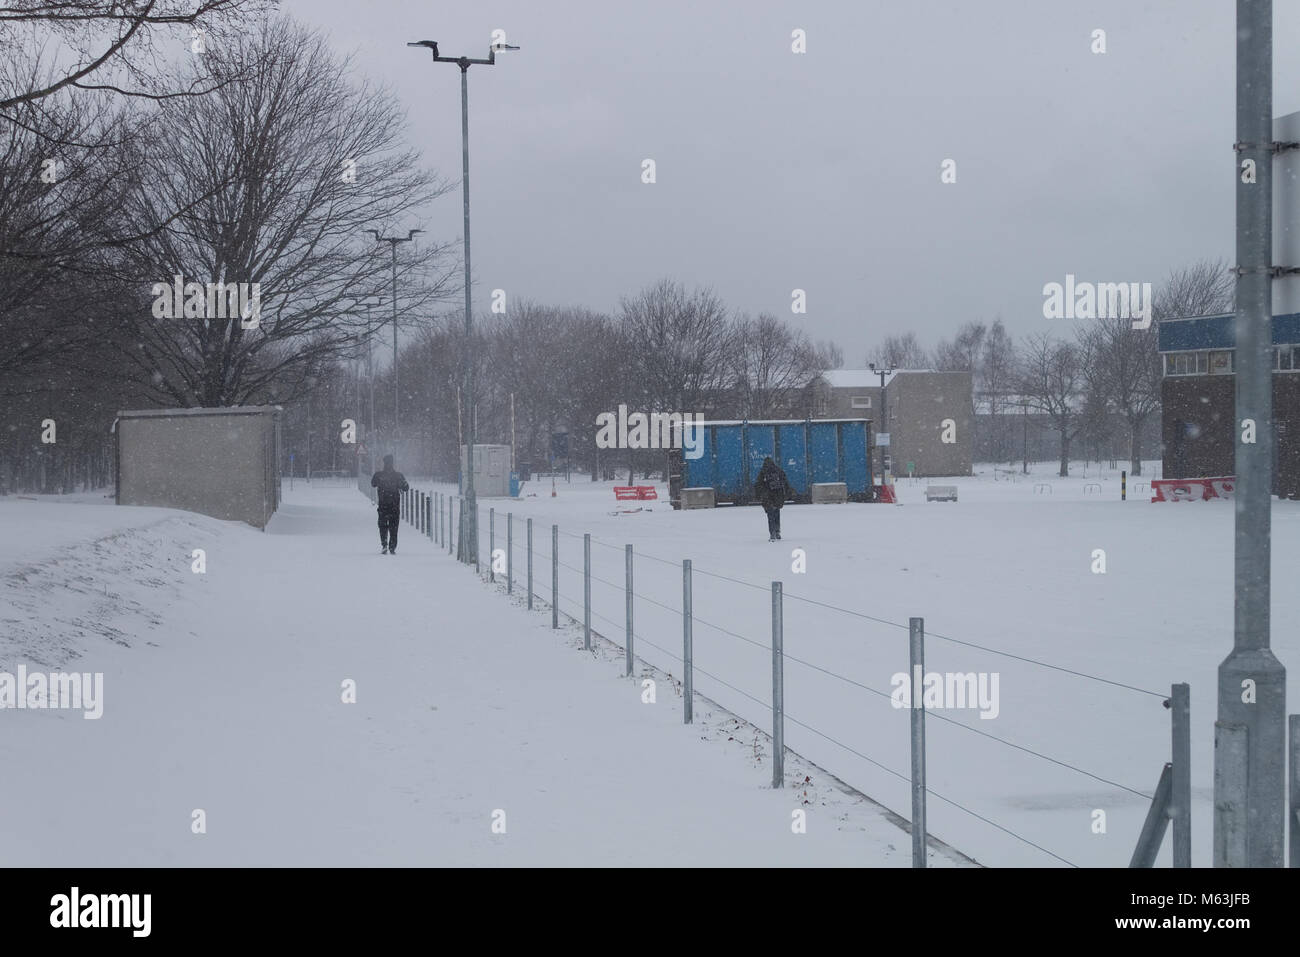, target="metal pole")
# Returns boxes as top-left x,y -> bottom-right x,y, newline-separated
909,616 -> 927,867
1289,714 -> 1299,867
771,582 -> 784,788
583,533 -> 591,650
1130,764 -> 1175,868
489,507 -> 495,582
1217,0 -> 1286,868
1214,721 -> 1249,867
391,242 -> 399,444
551,524 -> 558,629
683,559 -> 693,725
460,63 -> 478,570
1122,469 -> 1127,501
625,544 -> 634,676
367,303 -> 375,443
527,518 -> 533,610
1171,682 -> 1191,867
507,513 -> 513,594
